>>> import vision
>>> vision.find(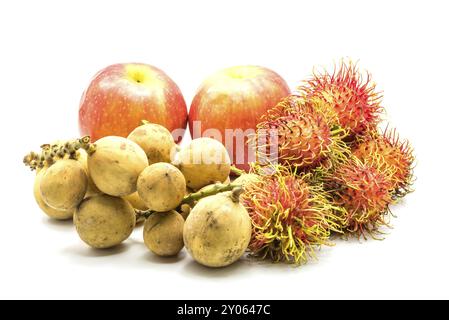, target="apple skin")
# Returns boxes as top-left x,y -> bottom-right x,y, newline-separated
79,63 -> 187,143
189,65 -> 290,171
